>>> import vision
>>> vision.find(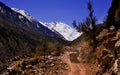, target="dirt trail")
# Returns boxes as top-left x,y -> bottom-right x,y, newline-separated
61,47 -> 86,75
